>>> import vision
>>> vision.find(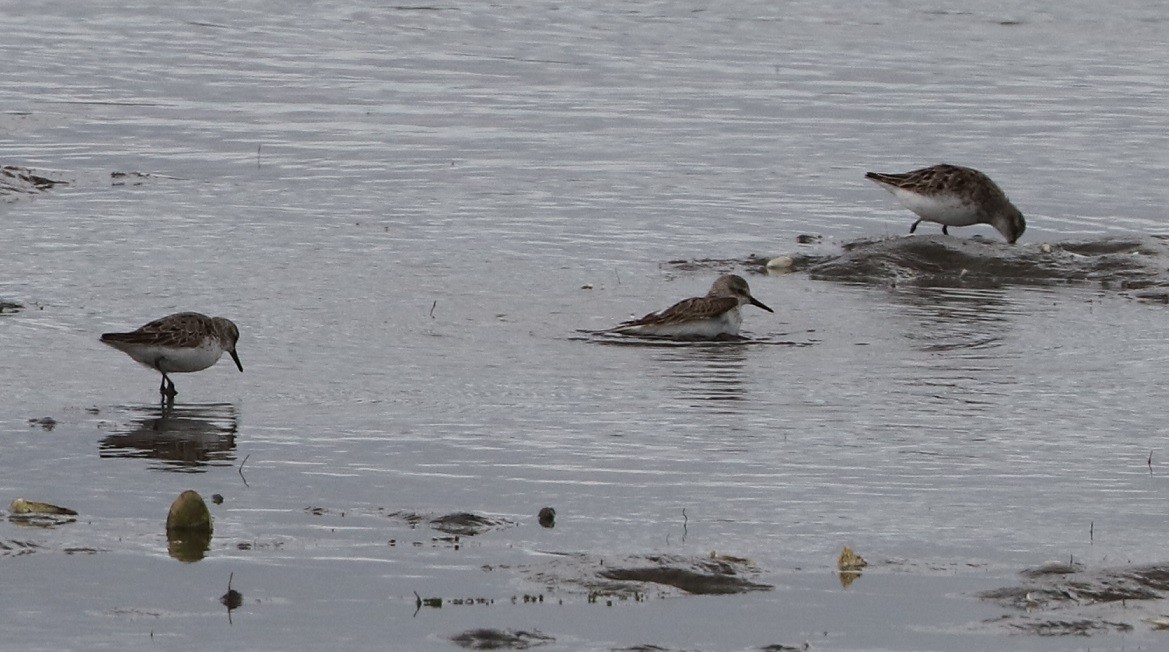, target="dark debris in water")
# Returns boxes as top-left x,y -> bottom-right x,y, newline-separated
450,628 -> 554,650
110,171 -> 178,186
1007,618 -> 1133,637
981,561 -> 1169,635
27,417 -> 57,431
1,165 -> 66,199
524,552 -> 771,598
579,330 -> 817,348
0,539 -> 41,557
672,234 -> 1169,293
430,512 -> 513,536
380,509 -> 516,536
